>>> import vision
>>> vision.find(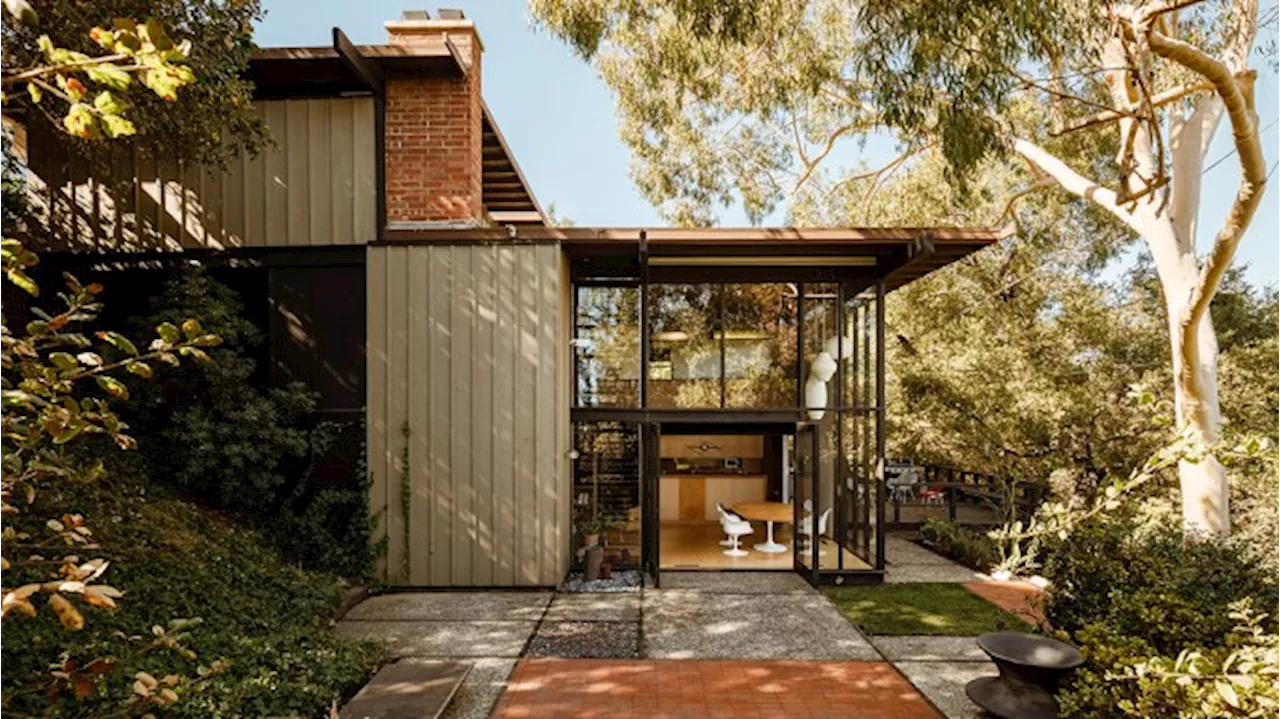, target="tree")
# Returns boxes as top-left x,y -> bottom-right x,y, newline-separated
530,0 -> 1273,537
3,0 -> 268,166
1,15 -> 208,611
